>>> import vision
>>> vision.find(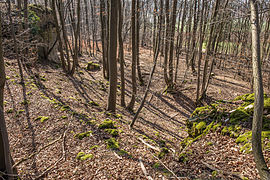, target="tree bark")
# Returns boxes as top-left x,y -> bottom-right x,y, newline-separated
117,0 -> 126,107
0,10 -> 13,177
130,0 -> 163,128
250,0 -> 270,179
127,0 -> 137,111
107,0 -> 118,112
